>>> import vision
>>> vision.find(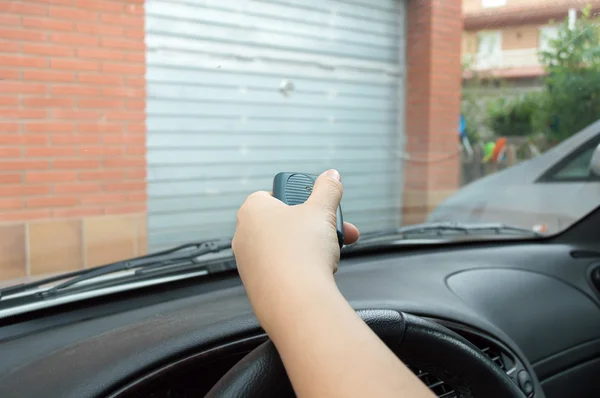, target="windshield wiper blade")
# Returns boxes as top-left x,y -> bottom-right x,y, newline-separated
0,238 -> 233,299
357,222 -> 541,243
